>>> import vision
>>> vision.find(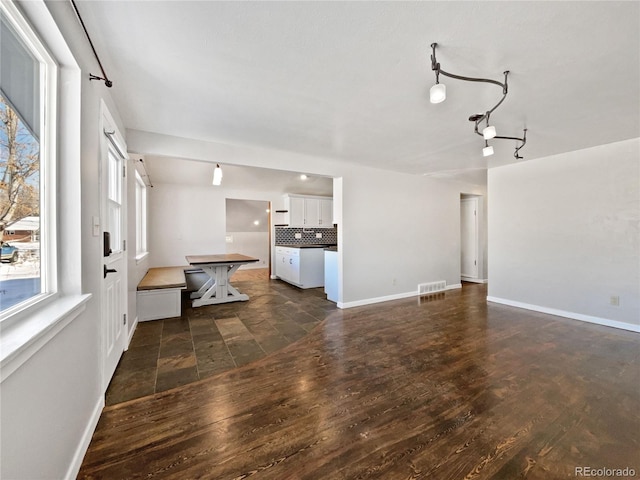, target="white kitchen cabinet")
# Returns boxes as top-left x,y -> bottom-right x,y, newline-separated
283,194 -> 333,228
287,196 -> 305,227
304,198 -> 320,227
319,198 -> 333,227
275,246 -> 324,288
